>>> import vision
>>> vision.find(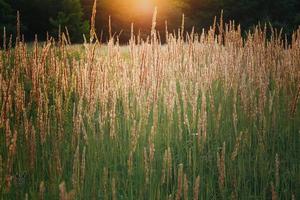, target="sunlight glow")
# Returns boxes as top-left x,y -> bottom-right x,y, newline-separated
135,0 -> 154,13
